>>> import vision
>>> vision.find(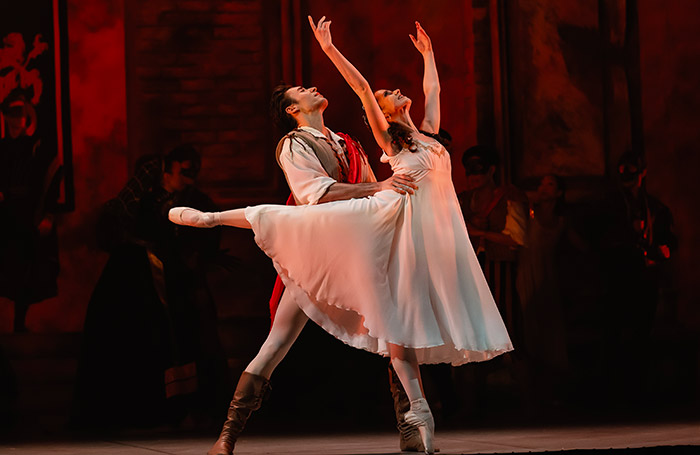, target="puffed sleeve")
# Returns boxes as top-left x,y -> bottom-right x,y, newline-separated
278,137 -> 337,205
